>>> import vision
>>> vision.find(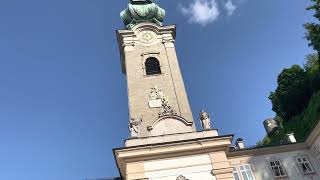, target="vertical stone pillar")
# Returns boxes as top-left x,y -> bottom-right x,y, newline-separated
126,162 -> 146,180
209,151 -> 234,180
162,36 -> 194,124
